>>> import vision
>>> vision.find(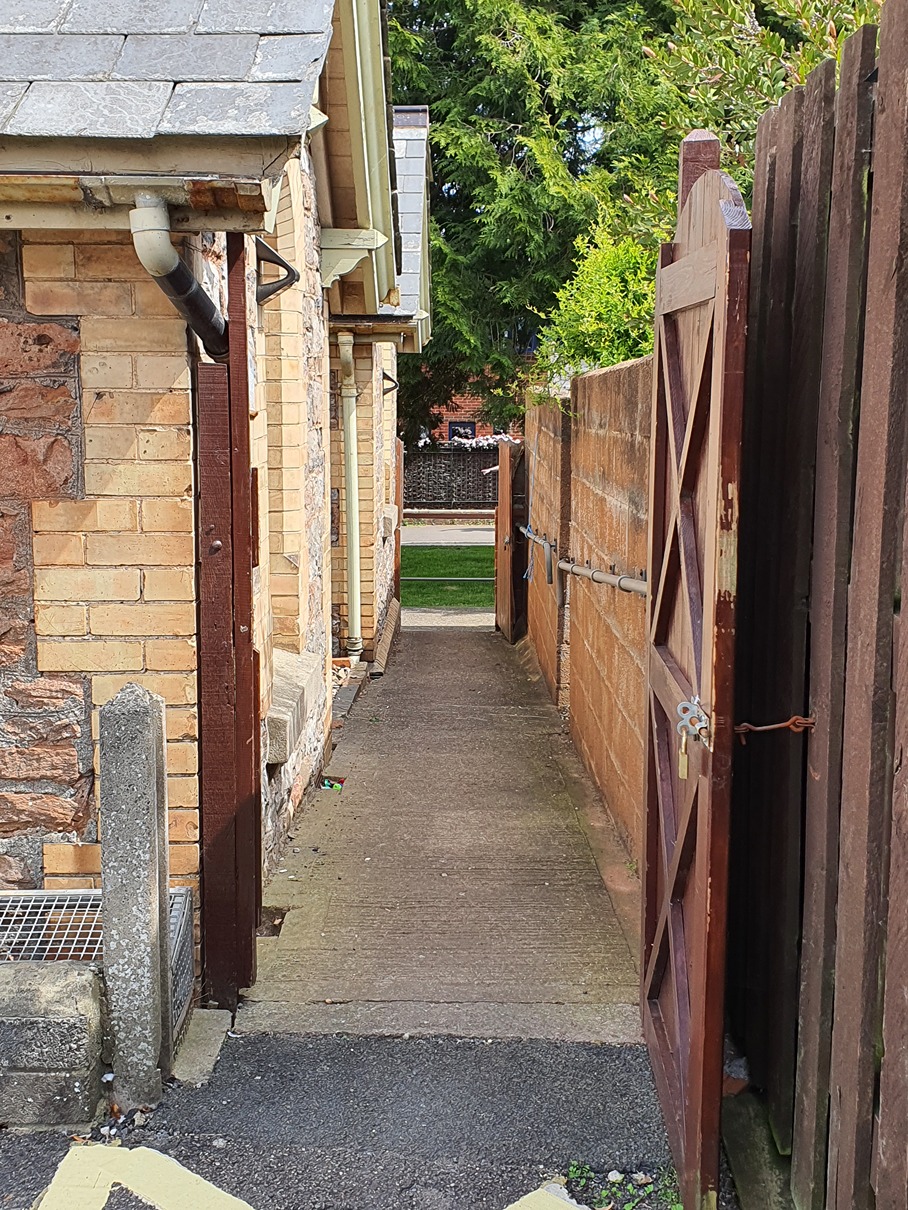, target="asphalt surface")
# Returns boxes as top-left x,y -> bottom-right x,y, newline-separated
1,1034 -> 671,1210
